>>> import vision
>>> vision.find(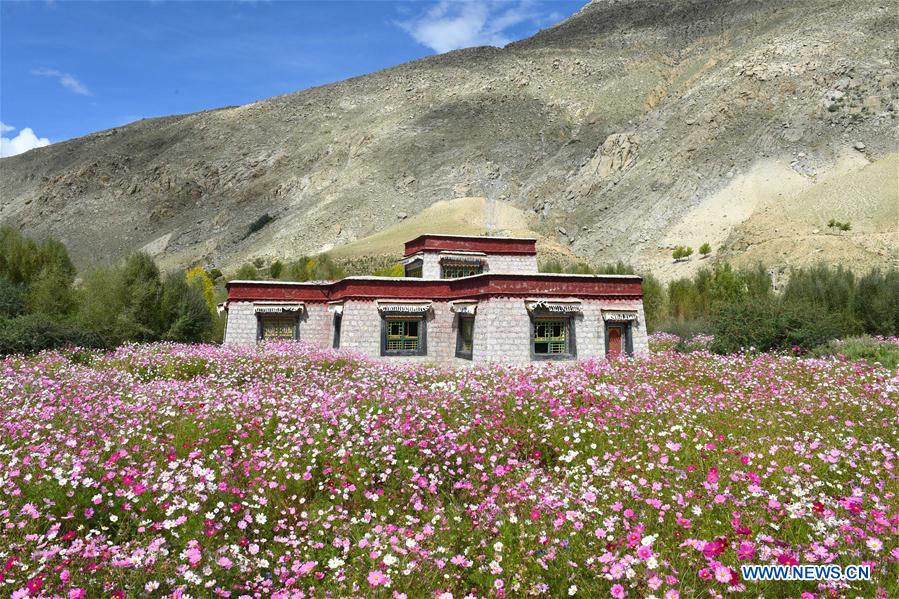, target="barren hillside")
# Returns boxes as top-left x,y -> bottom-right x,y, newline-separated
1,0 -> 897,280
